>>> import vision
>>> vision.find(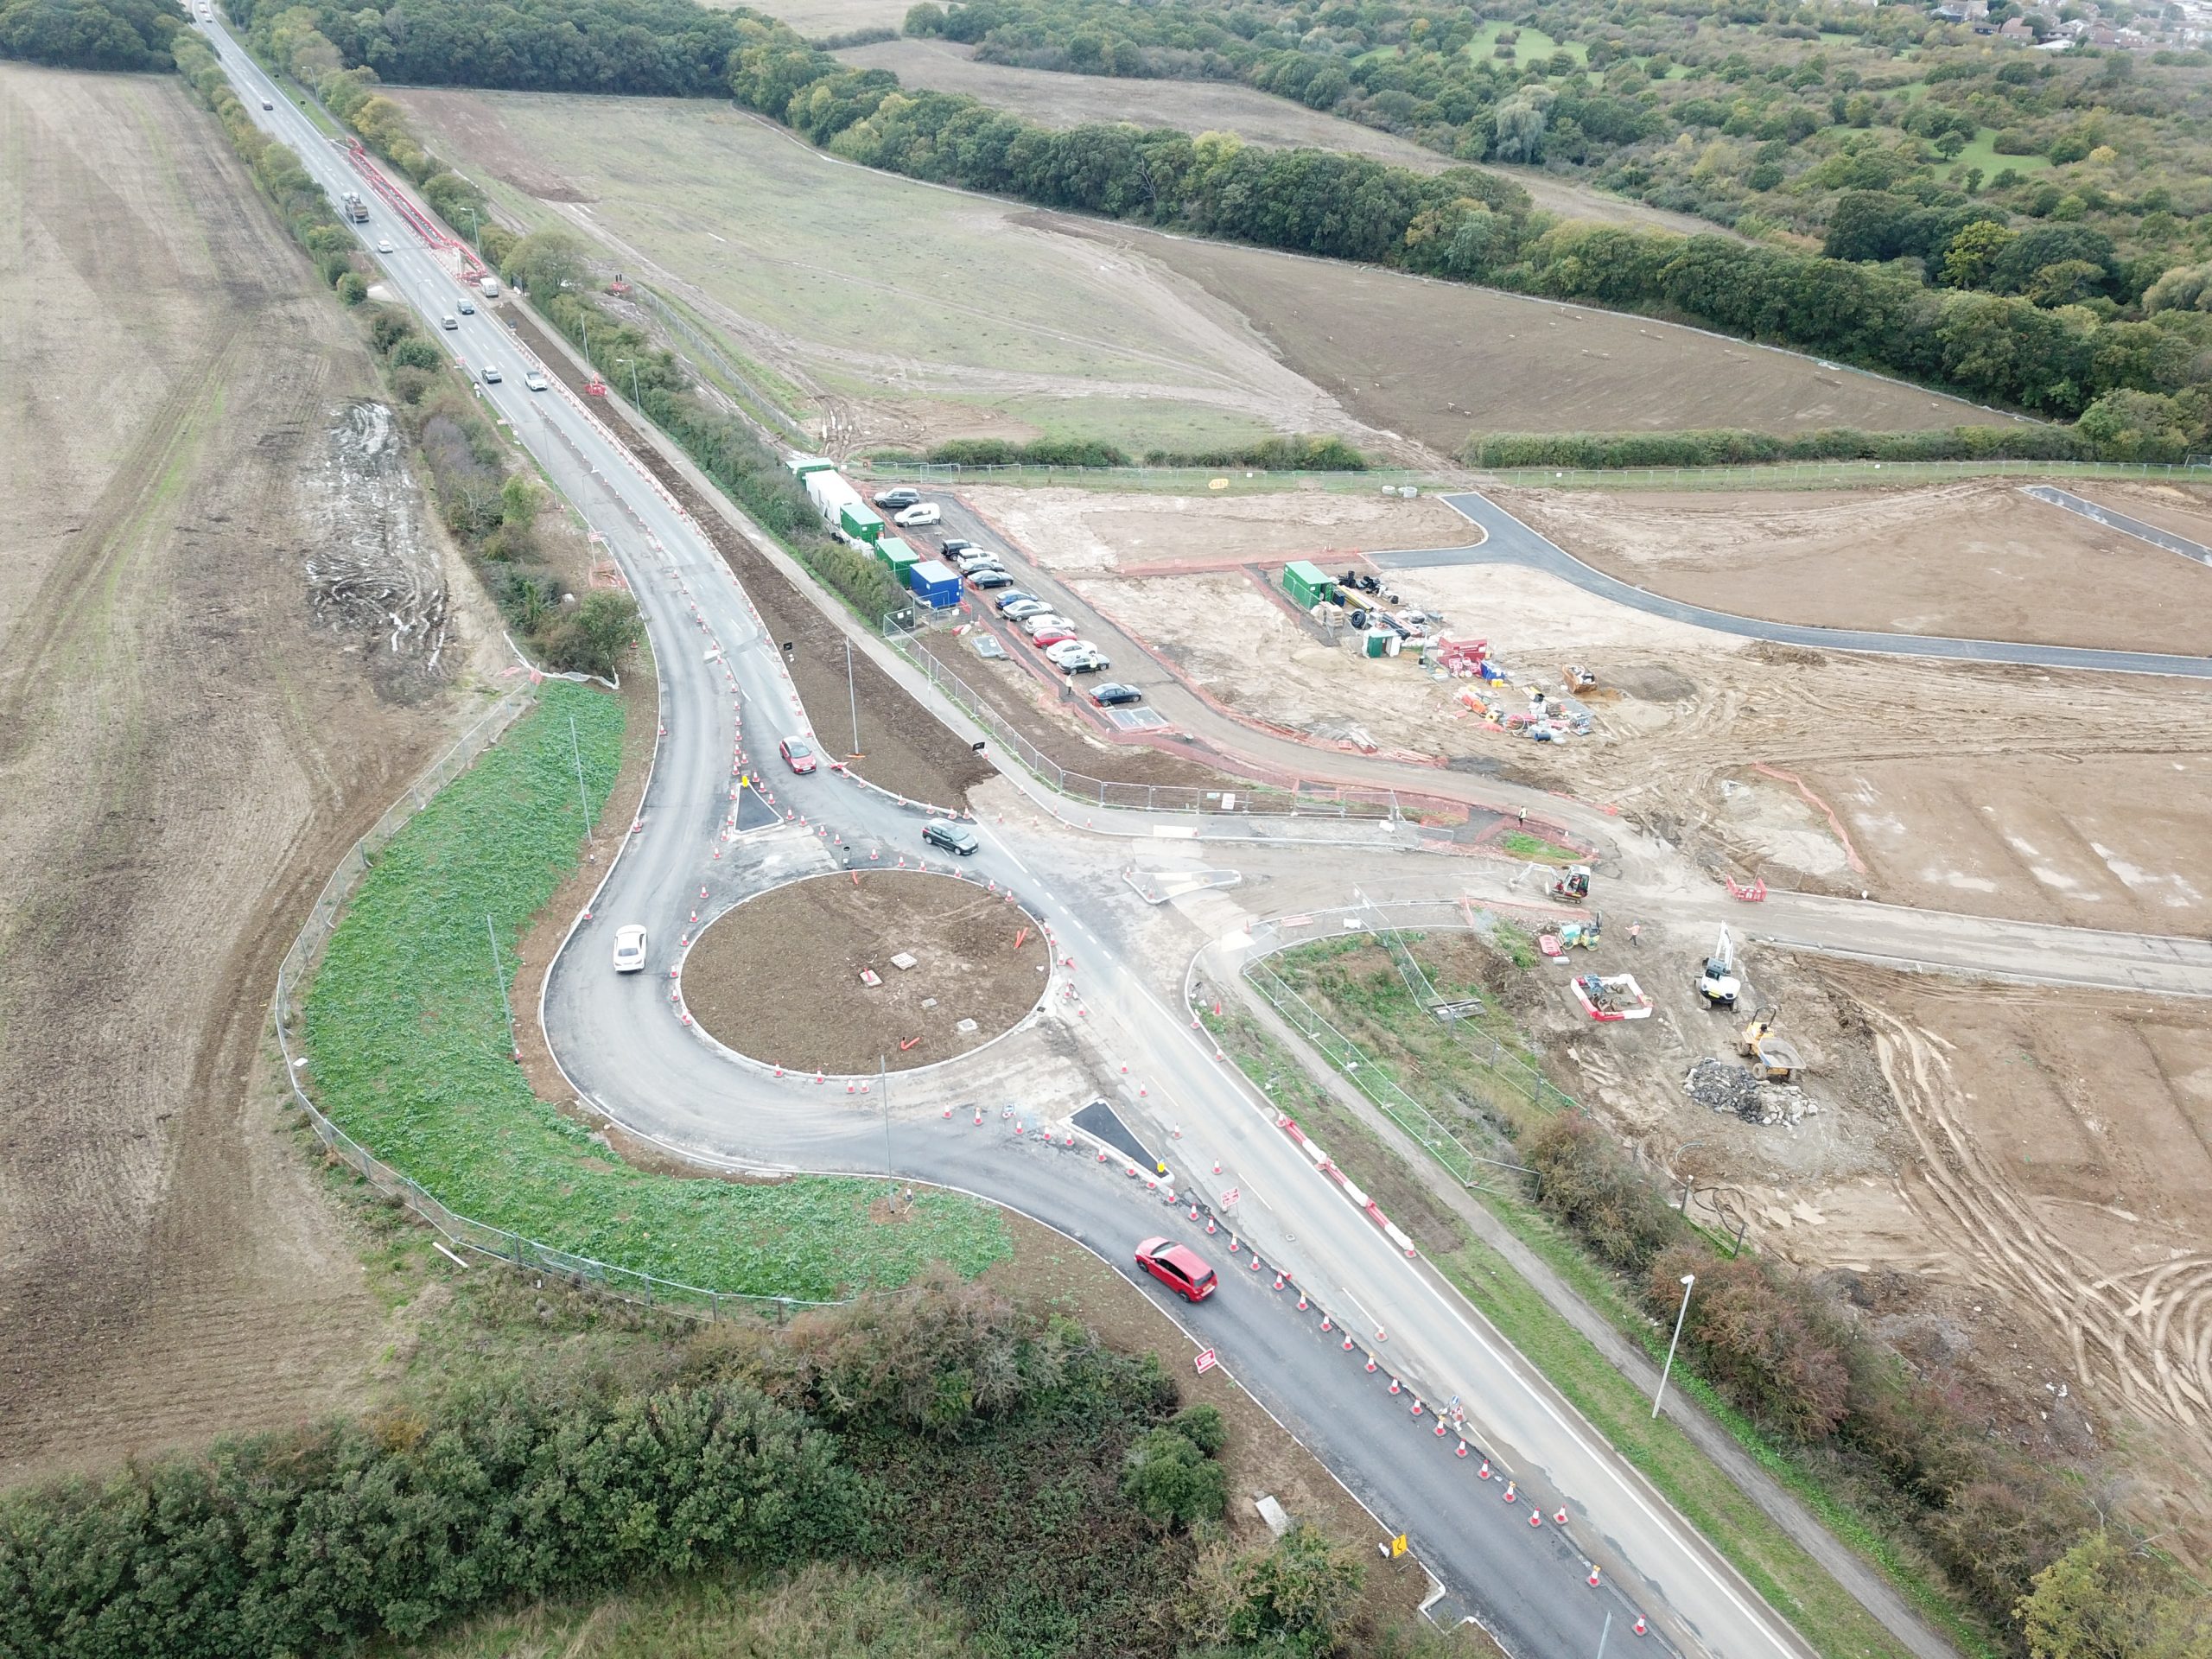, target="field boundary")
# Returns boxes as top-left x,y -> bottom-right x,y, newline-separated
1478,456 -> 2212,493
270,686 -> 845,1321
